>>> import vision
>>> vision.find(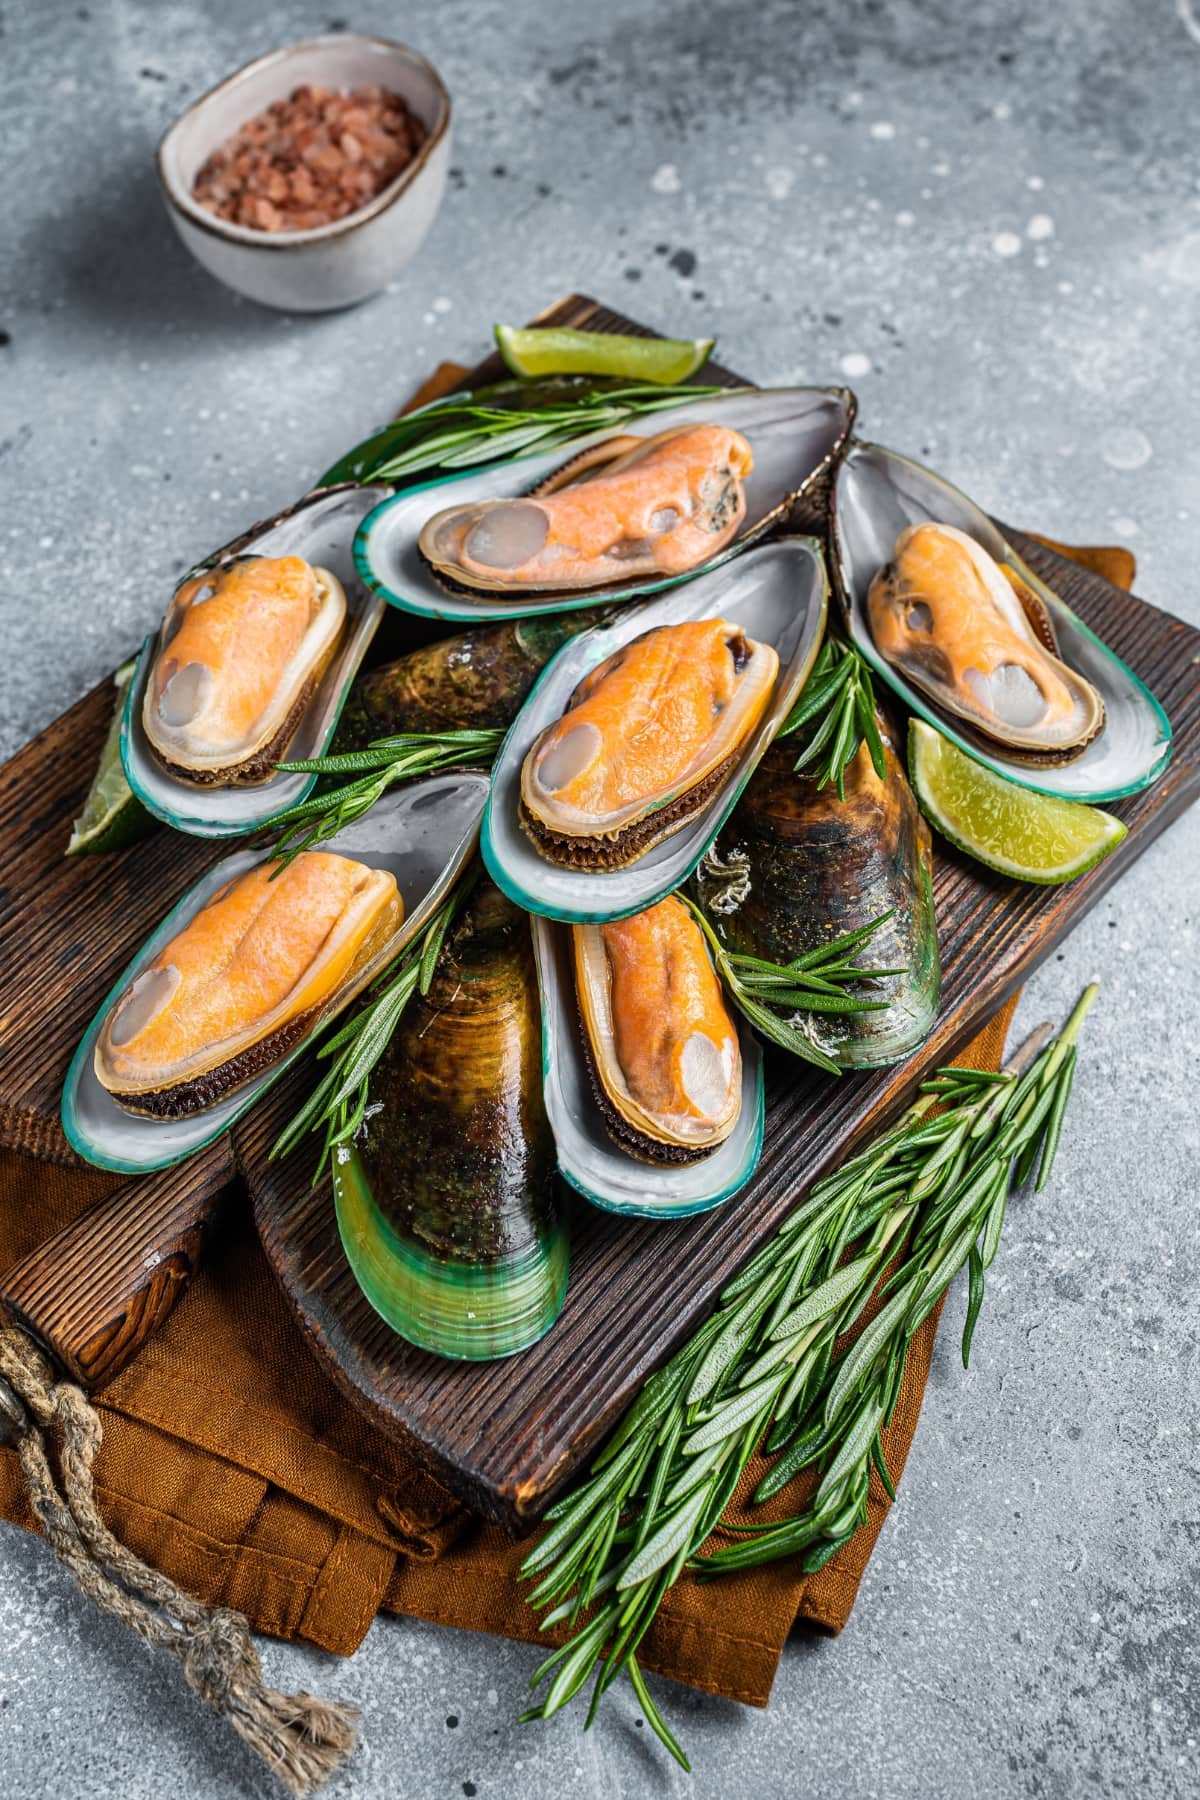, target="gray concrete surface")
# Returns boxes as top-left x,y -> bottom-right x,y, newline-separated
2,1 -> 1198,1795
